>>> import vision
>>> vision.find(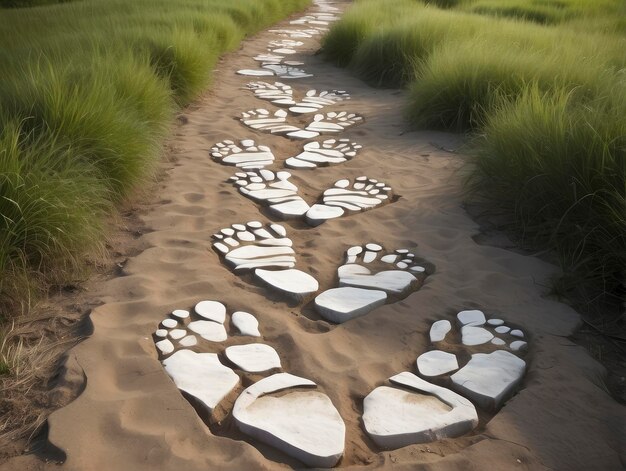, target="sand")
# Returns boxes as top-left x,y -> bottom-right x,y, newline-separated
2,1 -> 624,470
